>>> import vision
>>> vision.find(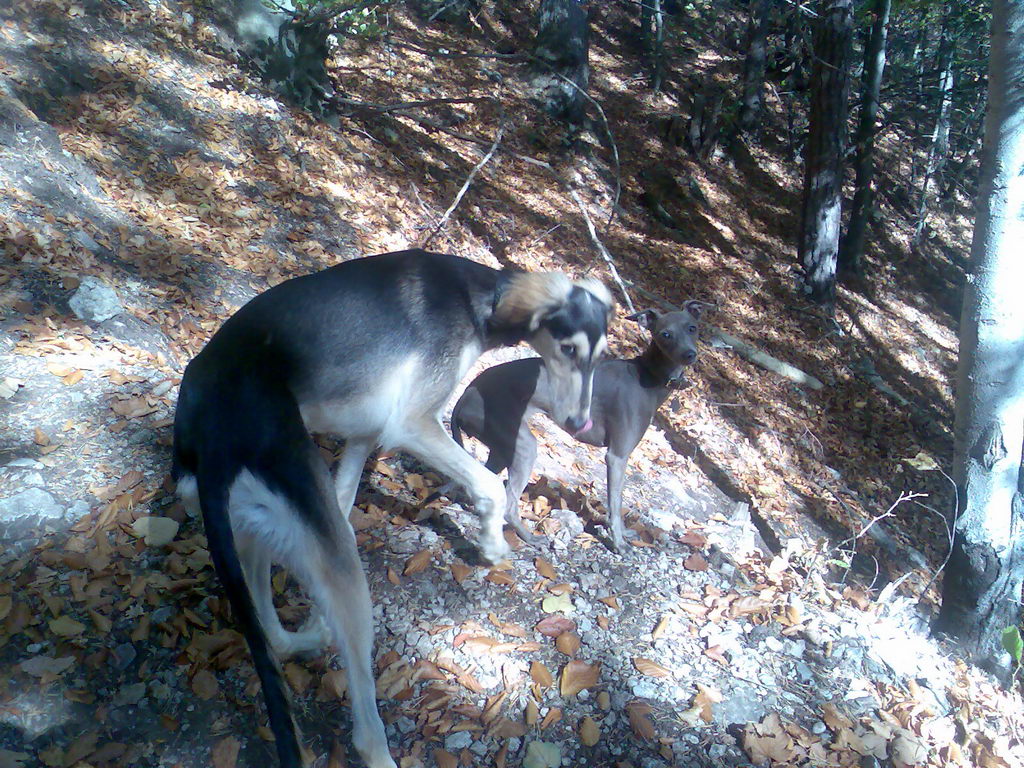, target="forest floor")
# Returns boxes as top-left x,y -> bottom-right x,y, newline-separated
0,1 -> 1021,767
